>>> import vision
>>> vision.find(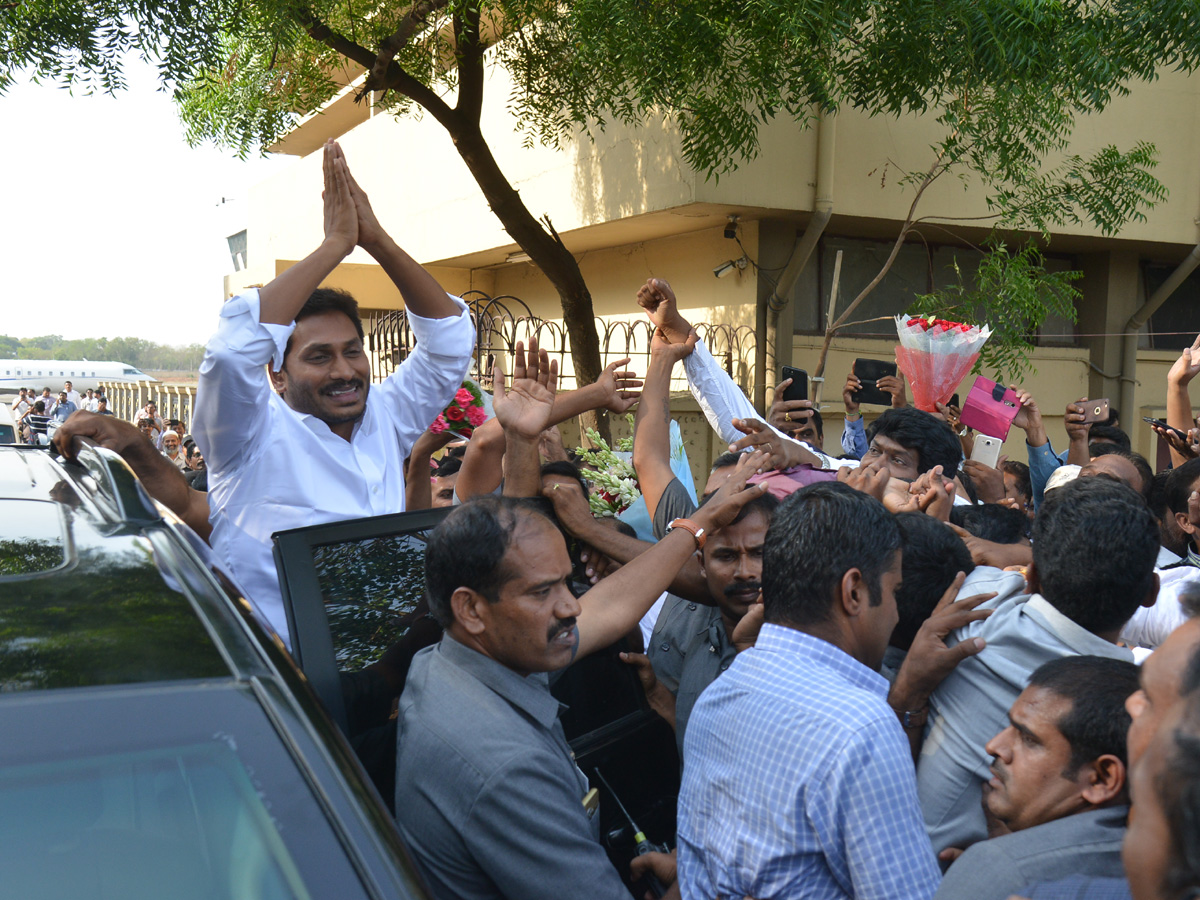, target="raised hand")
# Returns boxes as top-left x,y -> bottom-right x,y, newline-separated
962,457 -> 1008,504
1064,398 -> 1092,446
322,140 -> 358,254
636,278 -> 692,344
1168,333 -> 1200,387
1152,424 -> 1200,460
767,379 -> 818,436
728,417 -> 821,470
338,146 -> 388,251
878,365 -> 909,409
492,338 -> 559,440
649,325 -> 699,365
843,371 -> 862,415
594,357 -> 644,413
691,450 -> 772,533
